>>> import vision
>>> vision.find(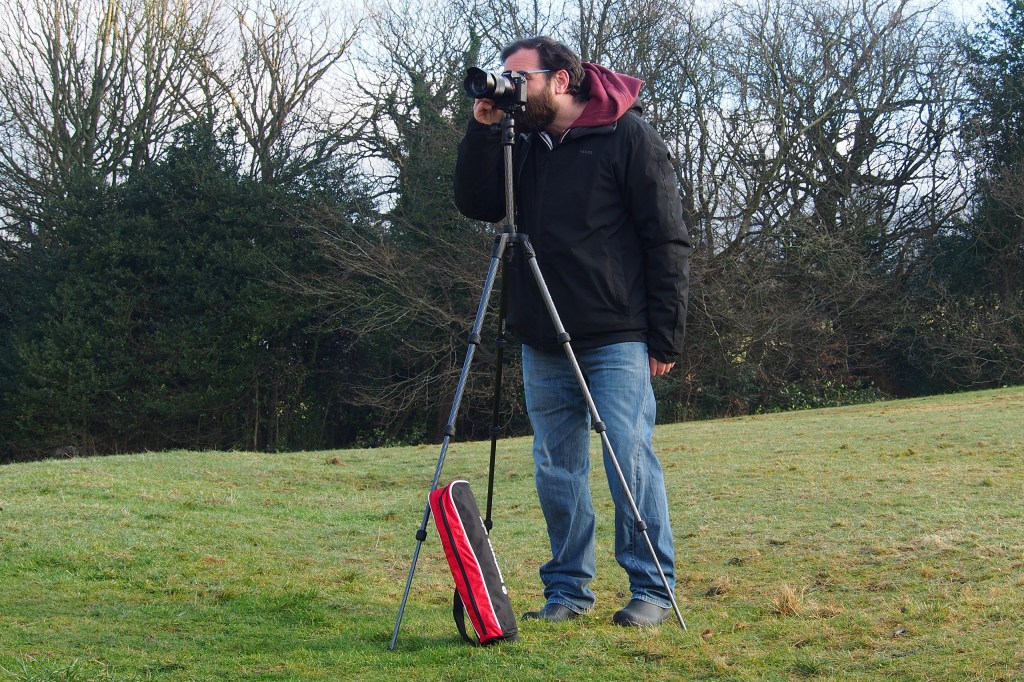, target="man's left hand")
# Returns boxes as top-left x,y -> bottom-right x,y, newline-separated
649,357 -> 675,377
